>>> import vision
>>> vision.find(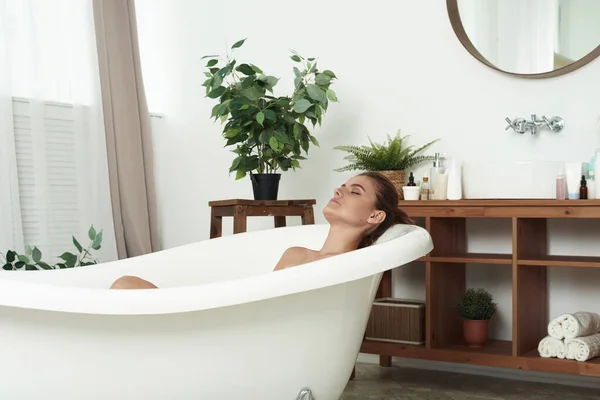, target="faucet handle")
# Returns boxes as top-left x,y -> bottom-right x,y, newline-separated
505,117 -> 526,134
